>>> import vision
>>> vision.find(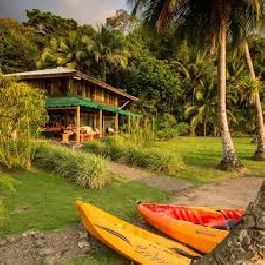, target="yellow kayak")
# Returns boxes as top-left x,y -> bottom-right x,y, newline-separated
75,201 -> 200,265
